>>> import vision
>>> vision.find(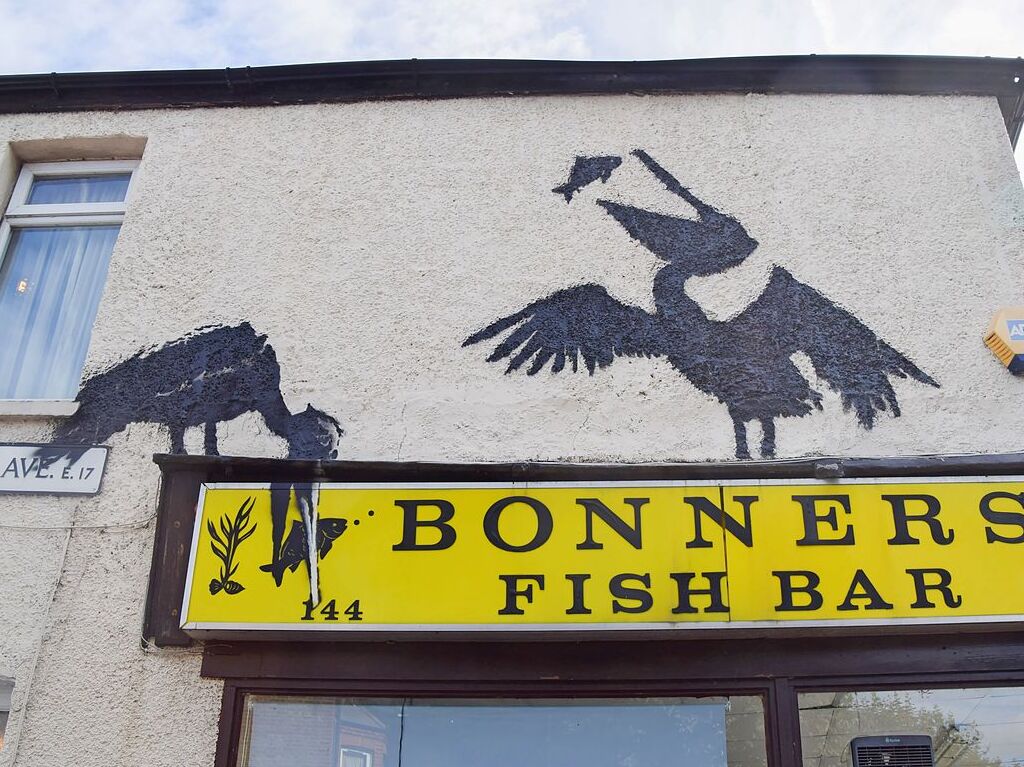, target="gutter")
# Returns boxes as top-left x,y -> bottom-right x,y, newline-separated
0,55 -> 1021,144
